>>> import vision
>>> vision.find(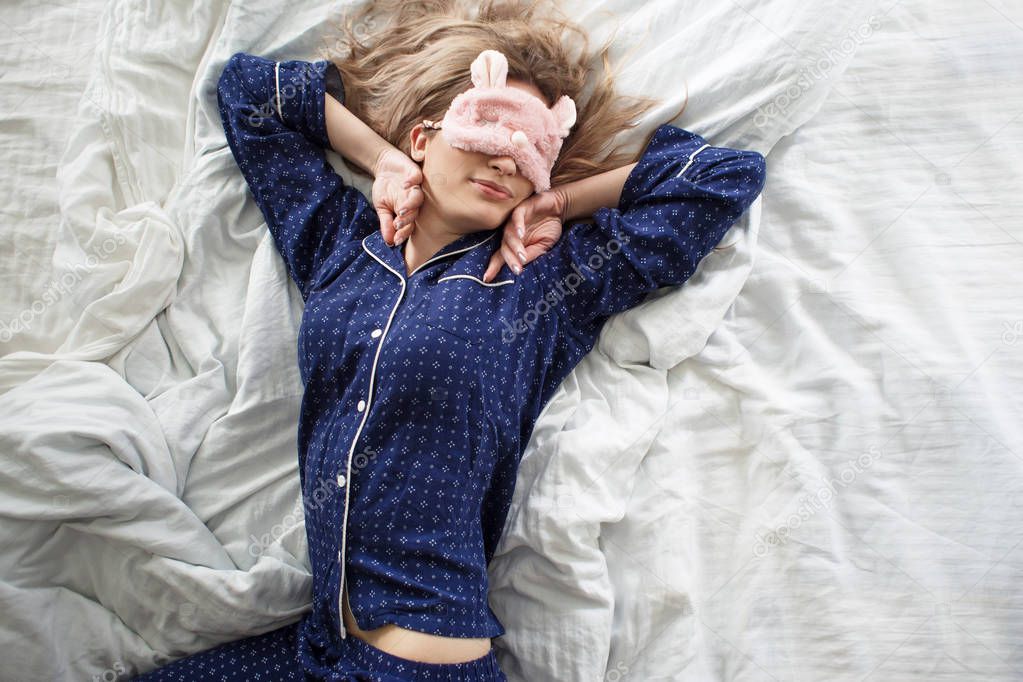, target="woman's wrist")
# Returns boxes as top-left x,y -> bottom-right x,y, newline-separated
555,162 -> 639,221
324,92 -> 397,176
